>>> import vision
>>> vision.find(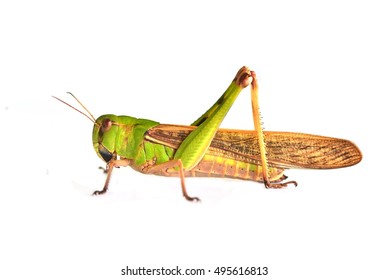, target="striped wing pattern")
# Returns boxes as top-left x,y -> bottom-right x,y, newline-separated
146,124 -> 362,169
